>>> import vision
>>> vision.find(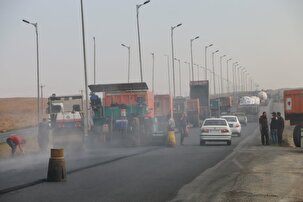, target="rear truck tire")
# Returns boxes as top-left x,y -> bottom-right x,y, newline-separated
200,140 -> 205,146
227,140 -> 231,145
293,125 -> 301,147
